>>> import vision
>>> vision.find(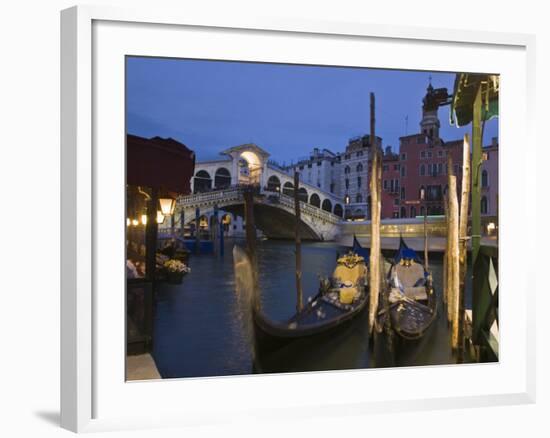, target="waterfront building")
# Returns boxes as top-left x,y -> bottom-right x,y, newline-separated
380,146 -> 401,219
283,147 -> 341,195
395,83 -> 499,220
341,134 -> 382,219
